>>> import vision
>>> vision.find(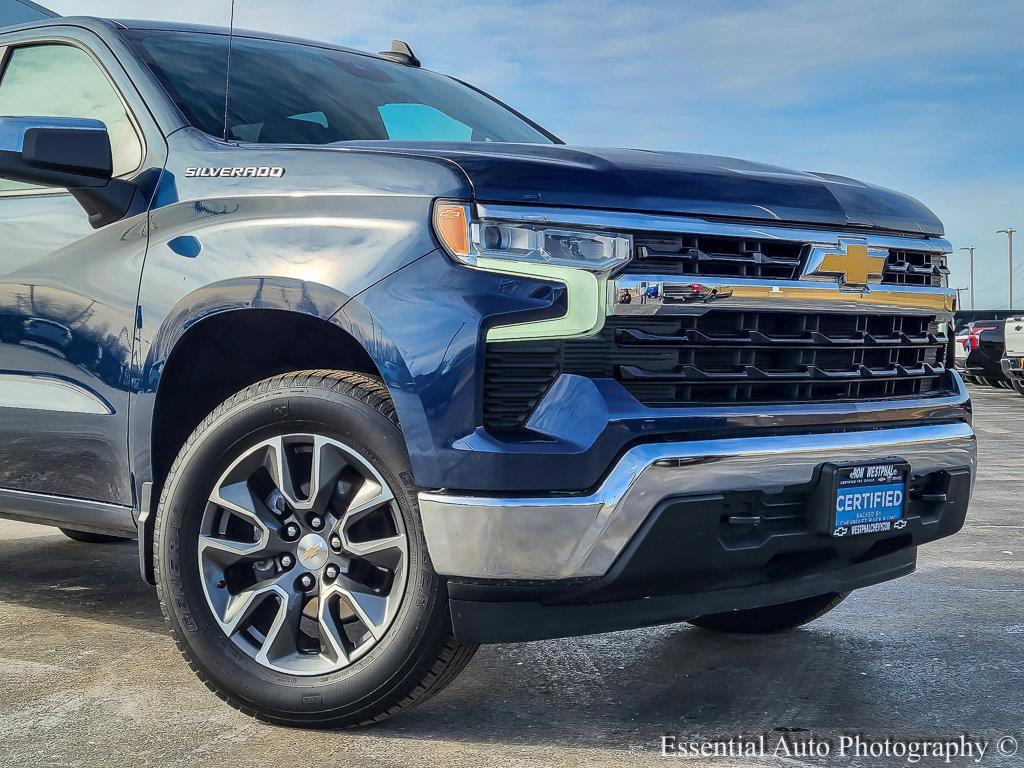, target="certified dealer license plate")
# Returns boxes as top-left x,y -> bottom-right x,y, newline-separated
831,461 -> 908,538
